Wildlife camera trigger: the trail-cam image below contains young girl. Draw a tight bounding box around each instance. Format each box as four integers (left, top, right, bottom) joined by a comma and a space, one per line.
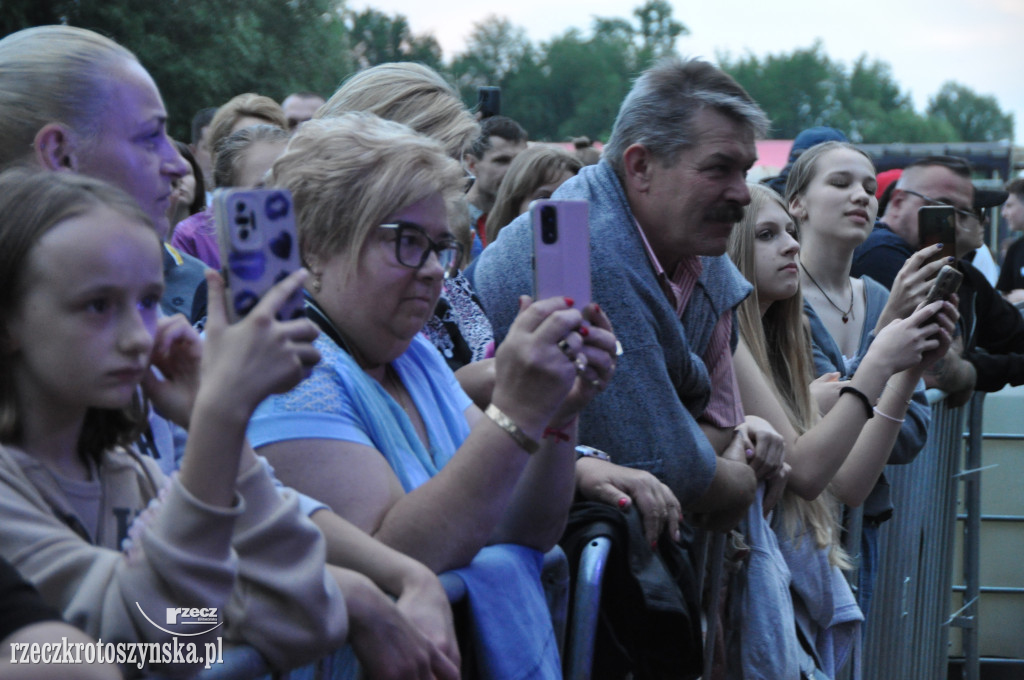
727, 183, 956, 678
0, 168, 347, 674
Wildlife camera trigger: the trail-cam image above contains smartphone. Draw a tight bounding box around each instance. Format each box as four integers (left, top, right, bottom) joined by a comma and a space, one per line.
477, 86, 501, 119
924, 264, 963, 305
918, 205, 956, 264
531, 199, 591, 312
214, 187, 305, 322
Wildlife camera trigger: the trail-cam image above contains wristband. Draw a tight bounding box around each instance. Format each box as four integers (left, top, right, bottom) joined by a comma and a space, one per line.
840, 385, 875, 419
544, 416, 578, 443
873, 407, 905, 424
484, 404, 539, 454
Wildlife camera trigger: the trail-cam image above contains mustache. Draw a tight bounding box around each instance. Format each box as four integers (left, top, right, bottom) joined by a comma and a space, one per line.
705, 202, 745, 223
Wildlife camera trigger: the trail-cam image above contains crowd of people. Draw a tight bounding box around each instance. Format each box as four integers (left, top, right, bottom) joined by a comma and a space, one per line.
0, 21, 1020, 680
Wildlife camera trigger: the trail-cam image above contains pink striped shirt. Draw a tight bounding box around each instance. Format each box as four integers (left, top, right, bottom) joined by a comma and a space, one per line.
634, 222, 745, 428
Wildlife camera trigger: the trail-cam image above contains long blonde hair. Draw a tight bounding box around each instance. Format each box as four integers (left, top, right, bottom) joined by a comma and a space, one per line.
729, 183, 849, 567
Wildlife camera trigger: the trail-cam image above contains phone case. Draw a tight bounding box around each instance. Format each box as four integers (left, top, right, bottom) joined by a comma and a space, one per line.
214, 188, 305, 322
918, 205, 956, 264
531, 199, 591, 311
924, 264, 963, 304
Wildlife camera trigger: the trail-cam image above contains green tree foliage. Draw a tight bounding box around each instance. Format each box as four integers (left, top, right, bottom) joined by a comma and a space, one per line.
348, 8, 442, 71
928, 82, 1015, 142
450, 3, 688, 141
52, 0, 357, 140
717, 42, 978, 143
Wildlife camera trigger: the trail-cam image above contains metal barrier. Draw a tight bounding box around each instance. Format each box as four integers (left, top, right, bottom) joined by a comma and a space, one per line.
861, 391, 966, 680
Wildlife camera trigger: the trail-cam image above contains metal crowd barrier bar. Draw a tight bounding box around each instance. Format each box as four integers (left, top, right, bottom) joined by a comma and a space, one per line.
862, 392, 966, 680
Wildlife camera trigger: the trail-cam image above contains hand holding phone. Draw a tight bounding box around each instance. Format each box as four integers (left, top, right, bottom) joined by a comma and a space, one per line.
214, 187, 305, 322
531, 199, 591, 312
477, 86, 501, 119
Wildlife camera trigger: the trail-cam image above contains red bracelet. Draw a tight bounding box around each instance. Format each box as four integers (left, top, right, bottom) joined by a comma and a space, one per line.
543, 416, 577, 442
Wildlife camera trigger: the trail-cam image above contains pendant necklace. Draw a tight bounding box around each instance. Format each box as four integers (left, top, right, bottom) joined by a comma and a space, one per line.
800, 262, 854, 323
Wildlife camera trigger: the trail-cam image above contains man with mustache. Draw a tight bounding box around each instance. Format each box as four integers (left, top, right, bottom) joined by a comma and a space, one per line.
474, 56, 773, 539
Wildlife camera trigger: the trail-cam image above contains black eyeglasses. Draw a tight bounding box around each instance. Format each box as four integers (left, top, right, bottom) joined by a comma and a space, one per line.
901, 189, 976, 223
379, 221, 463, 276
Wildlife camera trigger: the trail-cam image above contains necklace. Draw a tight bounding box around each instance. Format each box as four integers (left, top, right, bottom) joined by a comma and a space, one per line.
800, 261, 854, 323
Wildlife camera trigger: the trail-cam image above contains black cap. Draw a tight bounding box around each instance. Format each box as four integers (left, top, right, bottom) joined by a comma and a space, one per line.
975, 186, 1008, 210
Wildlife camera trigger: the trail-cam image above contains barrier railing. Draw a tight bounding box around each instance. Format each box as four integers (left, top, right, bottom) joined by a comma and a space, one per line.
861, 391, 966, 680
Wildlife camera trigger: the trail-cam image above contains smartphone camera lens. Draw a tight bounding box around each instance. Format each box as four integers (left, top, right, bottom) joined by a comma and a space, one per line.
540, 205, 558, 244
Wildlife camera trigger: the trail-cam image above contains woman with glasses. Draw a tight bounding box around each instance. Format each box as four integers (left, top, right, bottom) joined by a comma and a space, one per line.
247, 113, 618, 679
784, 141, 958, 619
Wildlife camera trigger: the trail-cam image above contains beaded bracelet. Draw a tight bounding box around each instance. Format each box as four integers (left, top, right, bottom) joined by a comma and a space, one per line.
840, 385, 875, 419
484, 404, 539, 454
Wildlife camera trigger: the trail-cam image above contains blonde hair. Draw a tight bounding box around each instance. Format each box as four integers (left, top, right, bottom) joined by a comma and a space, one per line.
270, 113, 465, 271
207, 93, 287, 171
728, 183, 849, 568
485, 145, 582, 244
0, 26, 137, 170
0, 168, 156, 461
319, 63, 479, 159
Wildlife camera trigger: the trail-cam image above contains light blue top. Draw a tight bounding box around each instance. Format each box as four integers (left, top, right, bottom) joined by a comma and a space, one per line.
248, 332, 560, 680
249, 333, 472, 491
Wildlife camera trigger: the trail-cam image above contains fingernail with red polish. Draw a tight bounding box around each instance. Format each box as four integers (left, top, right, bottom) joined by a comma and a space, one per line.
579, 325, 589, 337
594, 303, 602, 313
618, 497, 629, 509
564, 297, 574, 307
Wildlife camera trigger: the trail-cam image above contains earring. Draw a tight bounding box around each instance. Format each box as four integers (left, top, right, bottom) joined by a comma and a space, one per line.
312, 273, 322, 294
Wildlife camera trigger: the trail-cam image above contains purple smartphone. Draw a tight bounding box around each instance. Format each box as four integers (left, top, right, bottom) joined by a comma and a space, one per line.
531, 199, 591, 312
214, 187, 305, 322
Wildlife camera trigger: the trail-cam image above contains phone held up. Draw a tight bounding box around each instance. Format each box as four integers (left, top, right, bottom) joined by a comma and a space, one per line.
531, 199, 591, 315
214, 187, 305, 322
477, 86, 501, 119
924, 264, 963, 305
918, 205, 956, 264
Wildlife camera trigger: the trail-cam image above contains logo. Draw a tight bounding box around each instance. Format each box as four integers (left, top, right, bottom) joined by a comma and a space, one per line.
136, 603, 223, 636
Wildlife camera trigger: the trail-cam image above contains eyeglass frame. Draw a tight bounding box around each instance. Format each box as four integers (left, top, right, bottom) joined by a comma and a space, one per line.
378, 221, 463, 276
900, 188, 977, 223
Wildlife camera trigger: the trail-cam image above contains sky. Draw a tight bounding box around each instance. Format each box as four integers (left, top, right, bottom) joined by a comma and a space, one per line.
352, 0, 1024, 143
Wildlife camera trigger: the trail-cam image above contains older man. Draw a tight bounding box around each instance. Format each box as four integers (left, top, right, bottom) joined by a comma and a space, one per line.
474, 57, 770, 537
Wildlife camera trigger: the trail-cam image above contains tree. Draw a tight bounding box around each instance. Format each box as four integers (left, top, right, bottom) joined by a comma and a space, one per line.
718, 42, 965, 143
347, 8, 442, 71
632, 0, 687, 65
928, 82, 1014, 142
2, 0, 355, 140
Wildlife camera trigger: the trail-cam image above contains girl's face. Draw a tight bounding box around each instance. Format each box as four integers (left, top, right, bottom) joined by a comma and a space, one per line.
790, 148, 878, 243
6, 206, 164, 418
753, 200, 800, 313
169, 167, 196, 213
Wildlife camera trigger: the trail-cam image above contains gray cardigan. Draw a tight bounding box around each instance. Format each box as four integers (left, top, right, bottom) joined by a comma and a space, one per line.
472, 160, 751, 506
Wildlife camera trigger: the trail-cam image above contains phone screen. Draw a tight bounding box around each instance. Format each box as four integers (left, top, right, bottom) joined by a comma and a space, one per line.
918, 205, 956, 264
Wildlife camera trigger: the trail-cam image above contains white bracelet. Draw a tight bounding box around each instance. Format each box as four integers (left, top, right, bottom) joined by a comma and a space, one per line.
873, 406, 905, 424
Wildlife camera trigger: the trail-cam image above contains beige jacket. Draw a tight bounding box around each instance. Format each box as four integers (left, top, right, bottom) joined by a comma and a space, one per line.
0, 444, 347, 674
